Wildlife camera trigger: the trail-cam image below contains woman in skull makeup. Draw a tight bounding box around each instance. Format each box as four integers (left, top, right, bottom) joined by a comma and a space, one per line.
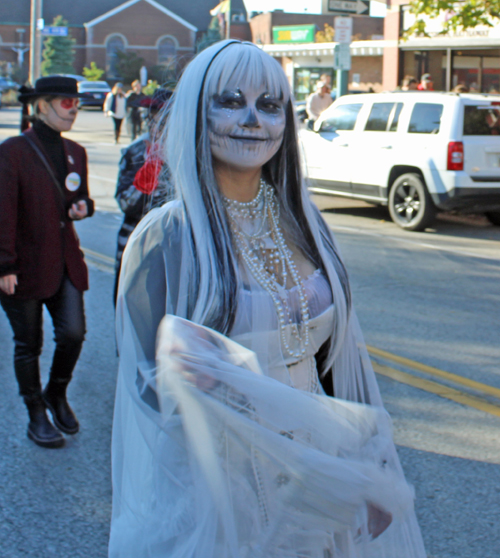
109, 41, 426, 558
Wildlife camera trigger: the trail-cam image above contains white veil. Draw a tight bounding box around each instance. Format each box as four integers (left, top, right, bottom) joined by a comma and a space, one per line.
109, 41, 426, 558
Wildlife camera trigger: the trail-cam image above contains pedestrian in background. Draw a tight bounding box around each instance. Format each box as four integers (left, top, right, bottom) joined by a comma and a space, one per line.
0, 76, 94, 449
401, 75, 418, 90
126, 80, 145, 141
113, 88, 173, 304
452, 84, 469, 93
306, 80, 333, 126
104, 82, 126, 143
417, 74, 434, 91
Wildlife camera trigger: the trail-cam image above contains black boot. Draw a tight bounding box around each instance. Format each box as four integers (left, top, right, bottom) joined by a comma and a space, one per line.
43, 380, 79, 435
24, 395, 65, 449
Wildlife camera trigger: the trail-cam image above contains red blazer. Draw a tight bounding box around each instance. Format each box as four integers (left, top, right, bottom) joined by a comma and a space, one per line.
0, 128, 94, 299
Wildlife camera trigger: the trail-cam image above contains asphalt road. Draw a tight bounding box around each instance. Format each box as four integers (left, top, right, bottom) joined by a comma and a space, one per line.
1, 106, 500, 558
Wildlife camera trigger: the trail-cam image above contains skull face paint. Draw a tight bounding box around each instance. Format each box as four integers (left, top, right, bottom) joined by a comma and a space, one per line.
207, 84, 286, 171
40, 96, 79, 132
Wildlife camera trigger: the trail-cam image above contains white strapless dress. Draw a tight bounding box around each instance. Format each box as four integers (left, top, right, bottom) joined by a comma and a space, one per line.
232, 269, 334, 393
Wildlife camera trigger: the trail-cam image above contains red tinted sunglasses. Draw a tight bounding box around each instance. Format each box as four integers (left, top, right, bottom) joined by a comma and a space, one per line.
60, 98, 79, 109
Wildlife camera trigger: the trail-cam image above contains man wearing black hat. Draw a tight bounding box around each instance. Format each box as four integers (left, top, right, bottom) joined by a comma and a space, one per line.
0, 76, 94, 448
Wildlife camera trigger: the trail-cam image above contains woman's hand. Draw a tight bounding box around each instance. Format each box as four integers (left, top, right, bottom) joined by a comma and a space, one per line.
0, 274, 18, 295
367, 502, 392, 539
68, 200, 88, 220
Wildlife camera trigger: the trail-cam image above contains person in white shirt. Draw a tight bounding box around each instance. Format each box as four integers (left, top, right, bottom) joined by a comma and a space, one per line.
306, 80, 333, 122
104, 82, 127, 144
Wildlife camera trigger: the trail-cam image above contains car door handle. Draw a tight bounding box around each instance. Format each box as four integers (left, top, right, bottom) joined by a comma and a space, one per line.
338, 143, 349, 147
381, 145, 393, 149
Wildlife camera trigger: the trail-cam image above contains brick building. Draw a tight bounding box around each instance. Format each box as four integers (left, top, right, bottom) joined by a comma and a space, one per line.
249, 11, 385, 99
0, 0, 249, 83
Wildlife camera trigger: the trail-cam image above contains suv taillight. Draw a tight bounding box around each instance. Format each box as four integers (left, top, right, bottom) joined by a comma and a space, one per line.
447, 141, 464, 171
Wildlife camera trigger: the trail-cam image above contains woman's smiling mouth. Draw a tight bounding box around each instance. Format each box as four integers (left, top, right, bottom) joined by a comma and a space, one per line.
229, 135, 267, 142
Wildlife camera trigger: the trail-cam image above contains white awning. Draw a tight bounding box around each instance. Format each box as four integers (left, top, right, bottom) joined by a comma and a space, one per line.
261, 40, 389, 58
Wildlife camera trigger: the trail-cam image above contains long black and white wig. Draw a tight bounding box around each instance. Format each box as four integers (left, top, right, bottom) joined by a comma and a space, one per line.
161, 40, 352, 374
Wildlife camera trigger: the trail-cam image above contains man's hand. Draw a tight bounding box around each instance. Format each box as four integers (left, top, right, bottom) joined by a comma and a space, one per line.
0, 274, 18, 295
68, 200, 88, 220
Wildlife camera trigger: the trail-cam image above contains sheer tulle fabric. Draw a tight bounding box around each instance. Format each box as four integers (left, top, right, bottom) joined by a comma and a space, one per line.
109, 202, 426, 557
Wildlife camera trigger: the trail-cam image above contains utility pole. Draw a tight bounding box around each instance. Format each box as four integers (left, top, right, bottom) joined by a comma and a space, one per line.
29, 0, 43, 84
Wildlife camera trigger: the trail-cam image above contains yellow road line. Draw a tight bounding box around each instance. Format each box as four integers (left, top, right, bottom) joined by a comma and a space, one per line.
82, 247, 115, 265
367, 344, 500, 400
373, 362, 500, 418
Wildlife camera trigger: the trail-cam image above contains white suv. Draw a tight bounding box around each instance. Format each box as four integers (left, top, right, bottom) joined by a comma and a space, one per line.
299, 91, 500, 230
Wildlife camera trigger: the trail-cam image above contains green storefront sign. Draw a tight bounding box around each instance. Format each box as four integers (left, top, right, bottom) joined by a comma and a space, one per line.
272, 25, 316, 44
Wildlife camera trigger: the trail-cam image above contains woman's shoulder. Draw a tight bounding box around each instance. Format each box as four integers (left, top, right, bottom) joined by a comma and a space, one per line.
131, 200, 185, 245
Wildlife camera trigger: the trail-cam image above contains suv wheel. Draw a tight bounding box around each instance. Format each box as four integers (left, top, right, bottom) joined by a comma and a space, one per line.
485, 212, 500, 226
389, 173, 436, 231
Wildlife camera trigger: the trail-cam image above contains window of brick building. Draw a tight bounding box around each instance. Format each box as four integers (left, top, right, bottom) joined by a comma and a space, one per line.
106, 35, 126, 78
158, 37, 177, 65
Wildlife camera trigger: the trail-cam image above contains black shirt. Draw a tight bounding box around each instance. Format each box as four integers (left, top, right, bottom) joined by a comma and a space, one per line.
32, 119, 68, 188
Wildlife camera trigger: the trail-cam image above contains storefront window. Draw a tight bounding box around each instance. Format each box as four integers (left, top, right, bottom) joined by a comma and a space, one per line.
446, 54, 500, 93
294, 67, 334, 101
483, 58, 500, 94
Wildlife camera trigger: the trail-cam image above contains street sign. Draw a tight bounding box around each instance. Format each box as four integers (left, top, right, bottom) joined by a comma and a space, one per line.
328, 0, 369, 15
334, 17, 353, 44
36, 18, 45, 30
41, 26, 68, 37
334, 43, 351, 71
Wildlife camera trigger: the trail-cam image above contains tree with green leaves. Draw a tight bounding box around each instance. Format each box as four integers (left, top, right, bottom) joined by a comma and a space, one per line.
407, 0, 500, 36
82, 62, 104, 81
196, 16, 222, 53
41, 16, 75, 76
114, 51, 145, 84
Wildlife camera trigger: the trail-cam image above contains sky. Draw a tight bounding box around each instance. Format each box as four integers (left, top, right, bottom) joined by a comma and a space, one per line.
242, 0, 323, 14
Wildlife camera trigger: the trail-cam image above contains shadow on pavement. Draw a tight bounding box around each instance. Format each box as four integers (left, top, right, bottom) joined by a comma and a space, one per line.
321, 202, 500, 242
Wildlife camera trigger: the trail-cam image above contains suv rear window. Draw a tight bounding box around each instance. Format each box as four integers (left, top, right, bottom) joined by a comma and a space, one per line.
365, 102, 403, 132
463, 106, 500, 135
319, 104, 362, 132
408, 103, 443, 134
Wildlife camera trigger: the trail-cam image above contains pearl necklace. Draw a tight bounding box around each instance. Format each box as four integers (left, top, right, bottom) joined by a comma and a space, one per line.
223, 181, 310, 359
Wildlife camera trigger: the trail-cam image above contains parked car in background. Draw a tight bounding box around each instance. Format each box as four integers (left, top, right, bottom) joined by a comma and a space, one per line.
78, 80, 111, 109
0, 77, 20, 109
300, 91, 500, 230
61, 74, 85, 82
0, 77, 20, 92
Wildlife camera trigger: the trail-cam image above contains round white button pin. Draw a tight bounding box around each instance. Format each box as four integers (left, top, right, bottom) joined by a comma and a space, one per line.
65, 172, 81, 191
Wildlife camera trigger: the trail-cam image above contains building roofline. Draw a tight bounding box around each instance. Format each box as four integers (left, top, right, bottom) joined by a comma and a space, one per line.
84, 0, 198, 31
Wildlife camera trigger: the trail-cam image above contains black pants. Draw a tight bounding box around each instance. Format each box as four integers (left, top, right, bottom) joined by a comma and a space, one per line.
0, 276, 86, 398
129, 113, 142, 141
112, 117, 123, 141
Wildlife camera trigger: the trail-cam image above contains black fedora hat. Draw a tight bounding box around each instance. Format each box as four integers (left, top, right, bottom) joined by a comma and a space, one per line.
18, 75, 86, 103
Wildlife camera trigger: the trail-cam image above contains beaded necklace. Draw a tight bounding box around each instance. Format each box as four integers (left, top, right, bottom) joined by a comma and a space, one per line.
223, 180, 310, 359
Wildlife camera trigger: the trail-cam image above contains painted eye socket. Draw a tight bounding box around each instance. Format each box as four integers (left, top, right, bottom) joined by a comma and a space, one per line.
257, 95, 282, 114
60, 98, 78, 109
213, 91, 245, 109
